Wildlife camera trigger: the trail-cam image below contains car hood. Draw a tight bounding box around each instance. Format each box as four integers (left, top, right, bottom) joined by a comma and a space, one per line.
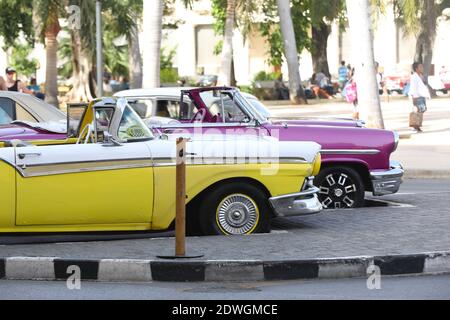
0, 123, 66, 140
270, 118, 363, 128
0, 124, 36, 138
263, 122, 396, 156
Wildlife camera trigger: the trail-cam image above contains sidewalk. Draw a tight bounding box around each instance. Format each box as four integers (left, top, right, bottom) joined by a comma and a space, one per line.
266, 96, 450, 178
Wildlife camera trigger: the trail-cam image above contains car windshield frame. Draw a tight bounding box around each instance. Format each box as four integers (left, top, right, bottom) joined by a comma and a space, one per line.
115, 104, 154, 143
188, 88, 269, 125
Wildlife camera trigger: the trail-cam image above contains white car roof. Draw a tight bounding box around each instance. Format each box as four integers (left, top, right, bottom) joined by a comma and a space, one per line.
115, 88, 196, 98
115, 88, 258, 100
0, 91, 66, 122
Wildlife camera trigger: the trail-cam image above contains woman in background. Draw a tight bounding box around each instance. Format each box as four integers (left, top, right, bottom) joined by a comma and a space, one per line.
409, 62, 430, 133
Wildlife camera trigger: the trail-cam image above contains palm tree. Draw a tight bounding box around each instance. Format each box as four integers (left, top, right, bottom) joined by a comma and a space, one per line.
33, 0, 62, 107
276, 0, 307, 104
66, 0, 96, 102
142, 0, 164, 88
217, 0, 236, 86
346, 0, 384, 129
105, 0, 143, 89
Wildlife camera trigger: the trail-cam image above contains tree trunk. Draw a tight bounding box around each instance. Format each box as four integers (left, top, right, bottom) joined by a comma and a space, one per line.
276, 0, 307, 104
142, 0, 163, 88
346, 0, 384, 129
69, 30, 94, 102
129, 13, 143, 89
44, 10, 61, 108
414, 0, 437, 81
312, 22, 332, 77
217, 0, 235, 86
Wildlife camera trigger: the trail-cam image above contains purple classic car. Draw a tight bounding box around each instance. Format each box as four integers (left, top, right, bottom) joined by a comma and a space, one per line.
116, 87, 404, 209
0, 91, 66, 141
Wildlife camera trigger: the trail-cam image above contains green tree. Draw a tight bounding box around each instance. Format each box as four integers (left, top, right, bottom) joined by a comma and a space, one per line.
394, 0, 450, 80
258, 0, 311, 71
309, 0, 346, 77
10, 43, 39, 78
0, 0, 34, 48
104, 0, 143, 89
33, 0, 64, 107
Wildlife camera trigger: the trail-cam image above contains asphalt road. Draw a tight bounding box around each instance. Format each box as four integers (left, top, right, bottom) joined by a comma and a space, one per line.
0, 274, 449, 300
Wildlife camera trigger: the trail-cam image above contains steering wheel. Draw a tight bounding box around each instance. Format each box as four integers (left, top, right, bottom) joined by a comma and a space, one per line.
76, 124, 95, 144
190, 109, 206, 123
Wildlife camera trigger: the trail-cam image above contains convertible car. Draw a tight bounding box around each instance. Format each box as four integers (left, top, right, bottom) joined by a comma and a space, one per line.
115, 87, 404, 209
0, 91, 66, 141
0, 98, 322, 235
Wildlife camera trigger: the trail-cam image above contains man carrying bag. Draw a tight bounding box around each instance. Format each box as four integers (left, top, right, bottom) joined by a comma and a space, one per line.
409, 62, 430, 133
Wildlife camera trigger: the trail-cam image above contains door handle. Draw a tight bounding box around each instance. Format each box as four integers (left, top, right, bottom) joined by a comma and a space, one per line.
18, 152, 42, 160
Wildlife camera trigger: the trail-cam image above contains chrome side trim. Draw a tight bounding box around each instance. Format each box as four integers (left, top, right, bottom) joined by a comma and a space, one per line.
0, 157, 16, 169
18, 158, 153, 178
152, 156, 308, 167
321, 149, 381, 155
12, 155, 310, 177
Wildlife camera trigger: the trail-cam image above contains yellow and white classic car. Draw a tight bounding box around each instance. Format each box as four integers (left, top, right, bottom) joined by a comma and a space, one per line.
0, 98, 322, 236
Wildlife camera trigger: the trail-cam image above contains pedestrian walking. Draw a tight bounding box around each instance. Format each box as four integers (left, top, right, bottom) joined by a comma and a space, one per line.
4, 67, 32, 94
338, 61, 348, 91
344, 68, 359, 120
375, 62, 385, 95
409, 62, 430, 133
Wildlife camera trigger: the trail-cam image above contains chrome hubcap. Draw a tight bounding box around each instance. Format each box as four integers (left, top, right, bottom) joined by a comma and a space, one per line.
217, 194, 259, 235
318, 173, 357, 209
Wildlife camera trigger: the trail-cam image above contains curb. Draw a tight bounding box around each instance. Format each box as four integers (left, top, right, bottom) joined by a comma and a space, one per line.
1, 251, 449, 283
404, 170, 450, 179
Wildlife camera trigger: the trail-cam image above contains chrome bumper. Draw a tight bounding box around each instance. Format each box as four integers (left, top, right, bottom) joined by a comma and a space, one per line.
269, 186, 323, 217
370, 161, 404, 196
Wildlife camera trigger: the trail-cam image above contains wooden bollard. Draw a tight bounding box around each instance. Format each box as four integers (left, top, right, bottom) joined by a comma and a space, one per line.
157, 137, 202, 260
175, 137, 187, 257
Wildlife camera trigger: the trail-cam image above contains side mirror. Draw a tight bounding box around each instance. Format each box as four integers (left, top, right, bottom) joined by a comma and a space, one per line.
103, 131, 122, 147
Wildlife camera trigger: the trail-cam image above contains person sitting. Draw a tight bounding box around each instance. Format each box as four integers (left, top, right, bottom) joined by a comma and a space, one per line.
27, 76, 45, 100
274, 75, 290, 100
310, 73, 333, 100
4, 67, 32, 94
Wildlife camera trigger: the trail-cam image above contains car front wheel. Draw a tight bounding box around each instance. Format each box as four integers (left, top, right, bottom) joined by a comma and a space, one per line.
315, 166, 365, 209
198, 183, 271, 236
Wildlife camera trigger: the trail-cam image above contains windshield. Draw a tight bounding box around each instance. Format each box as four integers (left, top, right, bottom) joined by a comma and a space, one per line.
118, 105, 153, 142
244, 96, 272, 120
199, 90, 254, 123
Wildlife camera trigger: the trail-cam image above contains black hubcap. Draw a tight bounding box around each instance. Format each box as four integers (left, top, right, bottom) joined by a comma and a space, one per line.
318, 172, 357, 209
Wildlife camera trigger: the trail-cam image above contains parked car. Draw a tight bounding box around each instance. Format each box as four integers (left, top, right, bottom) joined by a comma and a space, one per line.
384, 73, 410, 95
0, 91, 66, 141
116, 87, 404, 210
0, 98, 323, 235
